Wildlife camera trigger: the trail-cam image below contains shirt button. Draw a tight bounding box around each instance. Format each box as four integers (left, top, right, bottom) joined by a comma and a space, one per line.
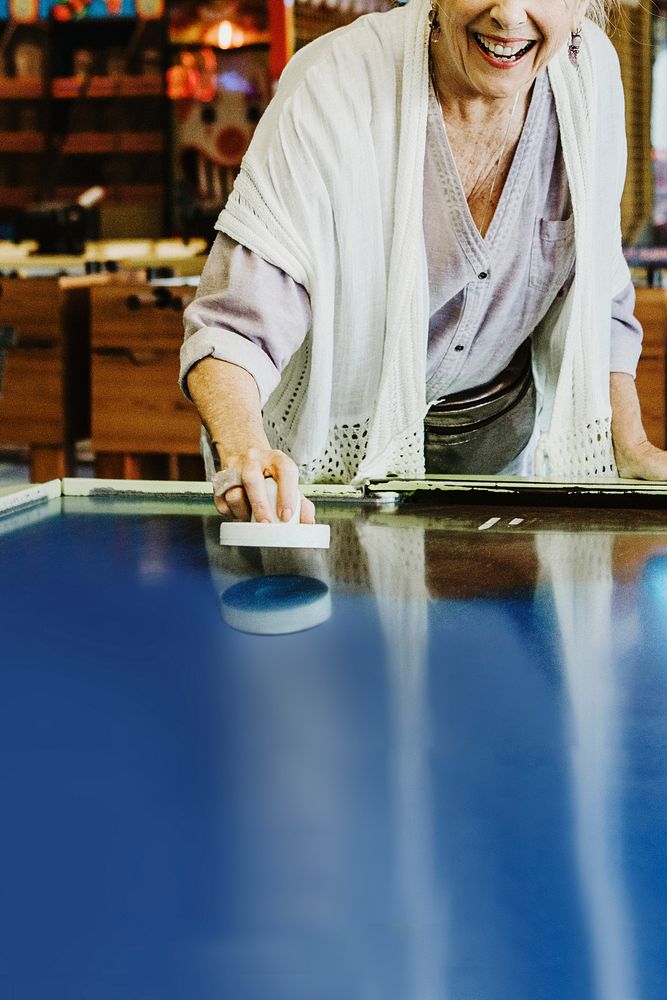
478, 271, 488, 280
454, 344, 464, 352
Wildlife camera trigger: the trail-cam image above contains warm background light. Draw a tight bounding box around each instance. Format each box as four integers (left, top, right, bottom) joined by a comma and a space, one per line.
216, 19, 233, 48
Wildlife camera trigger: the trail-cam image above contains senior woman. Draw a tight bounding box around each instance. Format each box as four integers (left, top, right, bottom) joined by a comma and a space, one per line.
181, 0, 665, 524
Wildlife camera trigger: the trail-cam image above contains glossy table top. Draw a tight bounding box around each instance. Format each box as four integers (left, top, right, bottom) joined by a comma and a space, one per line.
1, 483, 667, 999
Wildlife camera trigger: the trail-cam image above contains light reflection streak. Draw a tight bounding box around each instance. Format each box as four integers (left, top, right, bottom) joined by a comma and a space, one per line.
358, 521, 446, 1000
536, 532, 637, 1000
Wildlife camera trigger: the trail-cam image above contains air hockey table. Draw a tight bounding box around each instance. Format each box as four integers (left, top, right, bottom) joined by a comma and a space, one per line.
3, 474, 667, 1000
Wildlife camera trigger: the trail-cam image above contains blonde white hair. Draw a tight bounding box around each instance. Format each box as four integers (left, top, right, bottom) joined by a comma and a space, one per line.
585, 0, 621, 29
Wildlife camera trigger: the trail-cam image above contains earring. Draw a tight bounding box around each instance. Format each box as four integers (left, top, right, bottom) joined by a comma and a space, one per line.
568, 24, 582, 66
428, 2, 441, 41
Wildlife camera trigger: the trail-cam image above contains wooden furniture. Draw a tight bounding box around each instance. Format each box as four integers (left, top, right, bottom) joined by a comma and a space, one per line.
0, 17, 167, 235
0, 260, 204, 482
0, 12, 283, 239
90, 281, 204, 480
0, 273, 90, 481
634, 287, 667, 450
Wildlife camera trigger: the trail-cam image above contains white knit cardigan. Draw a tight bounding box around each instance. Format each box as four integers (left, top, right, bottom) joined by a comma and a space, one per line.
217, 0, 631, 483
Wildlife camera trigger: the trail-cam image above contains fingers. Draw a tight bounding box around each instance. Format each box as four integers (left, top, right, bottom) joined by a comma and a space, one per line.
215, 449, 305, 523
217, 480, 317, 524
243, 471, 278, 523
300, 494, 316, 524
268, 455, 300, 522
222, 485, 252, 521
213, 493, 231, 517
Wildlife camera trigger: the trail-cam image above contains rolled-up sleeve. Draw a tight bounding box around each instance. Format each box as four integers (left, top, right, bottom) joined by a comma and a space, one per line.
609, 279, 643, 378
180, 232, 311, 405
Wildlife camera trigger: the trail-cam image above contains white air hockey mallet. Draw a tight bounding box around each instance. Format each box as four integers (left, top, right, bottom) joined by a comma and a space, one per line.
215, 474, 330, 549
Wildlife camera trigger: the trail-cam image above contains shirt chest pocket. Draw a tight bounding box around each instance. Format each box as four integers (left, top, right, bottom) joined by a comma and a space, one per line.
528, 216, 576, 296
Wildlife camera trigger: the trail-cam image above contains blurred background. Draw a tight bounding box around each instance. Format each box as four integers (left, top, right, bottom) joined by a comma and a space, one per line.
0, 0, 394, 242
0, 0, 665, 485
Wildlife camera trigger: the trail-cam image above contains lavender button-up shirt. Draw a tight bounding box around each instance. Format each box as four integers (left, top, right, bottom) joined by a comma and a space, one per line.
181, 70, 642, 406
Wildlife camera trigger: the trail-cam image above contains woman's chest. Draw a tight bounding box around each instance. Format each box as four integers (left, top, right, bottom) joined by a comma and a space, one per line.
422, 119, 575, 315
446, 129, 523, 237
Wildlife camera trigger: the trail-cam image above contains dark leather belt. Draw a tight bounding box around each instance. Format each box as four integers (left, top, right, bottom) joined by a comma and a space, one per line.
424, 339, 535, 475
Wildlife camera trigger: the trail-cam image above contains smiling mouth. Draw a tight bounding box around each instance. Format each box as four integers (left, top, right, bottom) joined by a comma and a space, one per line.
473, 32, 538, 63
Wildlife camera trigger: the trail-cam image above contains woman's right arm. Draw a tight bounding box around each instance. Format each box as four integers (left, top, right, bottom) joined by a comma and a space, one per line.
186, 357, 315, 524
181, 234, 314, 522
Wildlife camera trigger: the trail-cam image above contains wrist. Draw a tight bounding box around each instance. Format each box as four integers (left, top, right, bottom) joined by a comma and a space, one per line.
610, 372, 648, 451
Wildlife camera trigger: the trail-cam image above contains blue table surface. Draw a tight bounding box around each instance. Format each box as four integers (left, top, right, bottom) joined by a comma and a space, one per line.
1, 494, 667, 1000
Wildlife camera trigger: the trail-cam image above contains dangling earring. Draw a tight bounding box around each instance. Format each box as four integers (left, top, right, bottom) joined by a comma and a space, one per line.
429, 2, 441, 42
568, 24, 582, 66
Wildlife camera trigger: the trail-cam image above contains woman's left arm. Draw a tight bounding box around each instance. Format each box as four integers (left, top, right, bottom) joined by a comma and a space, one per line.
611, 372, 667, 479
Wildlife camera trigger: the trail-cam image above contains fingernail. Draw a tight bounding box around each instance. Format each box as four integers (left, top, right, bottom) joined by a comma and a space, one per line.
281, 507, 292, 522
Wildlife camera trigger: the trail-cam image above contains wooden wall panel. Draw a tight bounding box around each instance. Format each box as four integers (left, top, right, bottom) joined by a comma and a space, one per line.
609, 4, 654, 242
634, 288, 667, 449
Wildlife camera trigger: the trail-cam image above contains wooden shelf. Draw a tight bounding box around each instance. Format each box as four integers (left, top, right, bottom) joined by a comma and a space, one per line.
52, 75, 164, 99
117, 132, 163, 153
0, 19, 182, 235
60, 132, 113, 154
0, 186, 39, 207
0, 78, 44, 99
60, 131, 164, 154
0, 132, 45, 153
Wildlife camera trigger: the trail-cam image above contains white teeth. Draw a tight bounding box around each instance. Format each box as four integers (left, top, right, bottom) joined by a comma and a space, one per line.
476, 33, 532, 60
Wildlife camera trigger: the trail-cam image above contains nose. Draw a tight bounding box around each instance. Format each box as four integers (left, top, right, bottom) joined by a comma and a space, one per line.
488, 1, 530, 31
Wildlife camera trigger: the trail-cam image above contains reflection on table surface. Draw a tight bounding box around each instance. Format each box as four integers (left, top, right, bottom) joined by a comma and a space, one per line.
1, 494, 667, 999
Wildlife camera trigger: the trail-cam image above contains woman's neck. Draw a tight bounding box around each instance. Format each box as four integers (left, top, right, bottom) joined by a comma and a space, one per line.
429, 38, 532, 131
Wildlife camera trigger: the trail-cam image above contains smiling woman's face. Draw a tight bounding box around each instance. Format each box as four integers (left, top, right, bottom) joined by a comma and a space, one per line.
434, 0, 590, 102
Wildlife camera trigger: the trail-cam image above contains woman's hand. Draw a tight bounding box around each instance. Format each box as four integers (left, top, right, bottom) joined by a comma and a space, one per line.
186, 358, 316, 523
213, 447, 316, 524
610, 372, 667, 480
613, 439, 667, 480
